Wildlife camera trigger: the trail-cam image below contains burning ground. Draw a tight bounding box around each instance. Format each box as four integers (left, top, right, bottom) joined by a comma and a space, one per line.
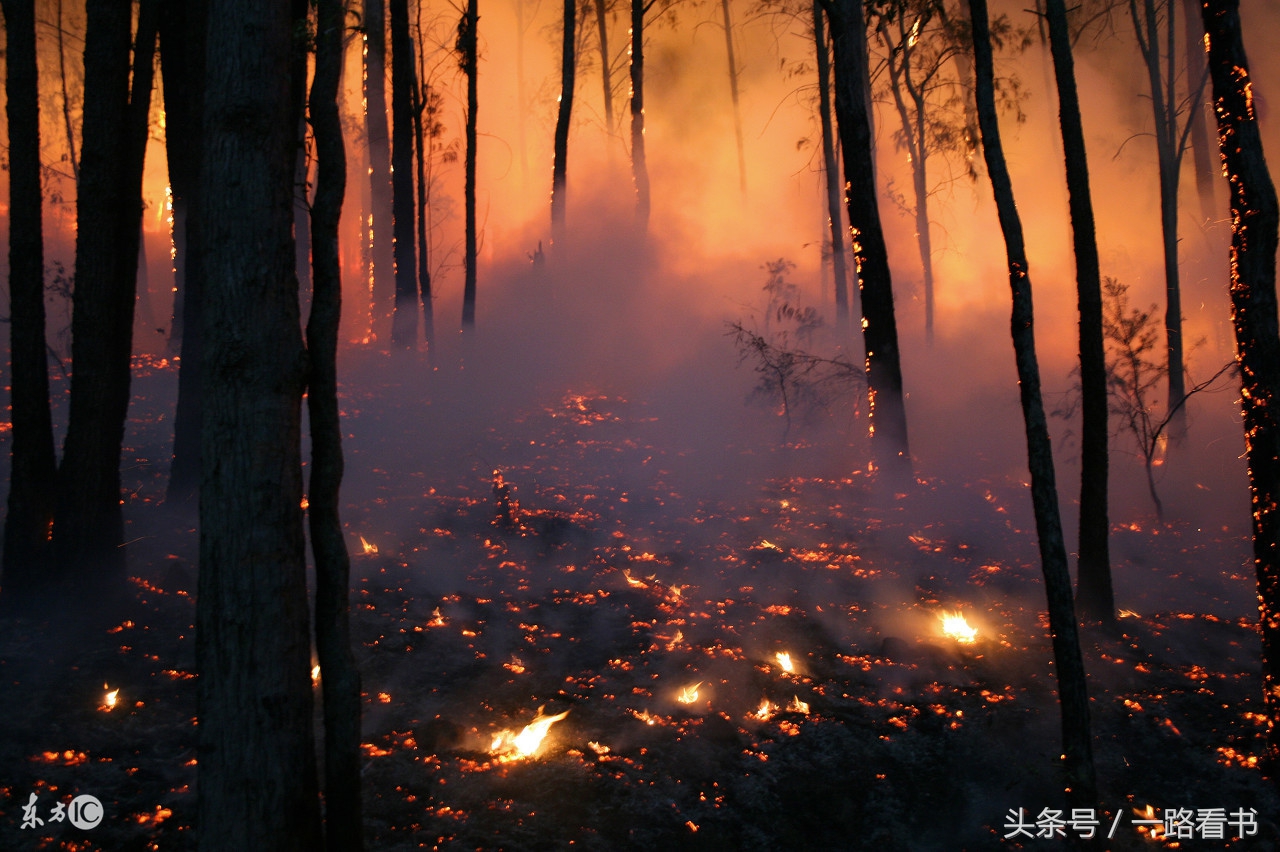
0, 358, 1278, 850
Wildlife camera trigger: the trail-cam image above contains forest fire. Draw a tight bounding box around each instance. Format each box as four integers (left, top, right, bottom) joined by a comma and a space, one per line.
939, 611, 978, 644
489, 707, 571, 760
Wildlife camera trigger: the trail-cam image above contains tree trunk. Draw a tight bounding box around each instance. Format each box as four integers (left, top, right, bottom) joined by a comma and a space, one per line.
161, 0, 207, 504
721, 0, 746, 195
813, 0, 850, 330
391, 0, 419, 348
1200, 0, 1280, 770
411, 14, 435, 354
366, 0, 395, 343
596, 0, 614, 135
197, 0, 321, 845
822, 0, 911, 475
309, 0, 364, 844
55, 0, 158, 591
970, 0, 1098, 806
0, 0, 57, 601
1045, 0, 1113, 624
552, 0, 577, 239
461, 0, 479, 329
629, 0, 651, 229
1182, 0, 1216, 225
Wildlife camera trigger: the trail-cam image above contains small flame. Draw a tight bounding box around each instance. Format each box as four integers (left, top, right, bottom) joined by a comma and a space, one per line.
102, 685, 119, 711
787, 695, 810, 714
939, 611, 977, 644
359, 536, 378, 555
775, 651, 795, 673
754, 698, 775, 720
311, 664, 321, 686
622, 569, 648, 589
677, 682, 702, 704
491, 706, 570, 759
428, 607, 446, 627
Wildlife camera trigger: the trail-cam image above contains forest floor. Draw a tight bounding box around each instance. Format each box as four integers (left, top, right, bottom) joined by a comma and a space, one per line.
0, 354, 1277, 851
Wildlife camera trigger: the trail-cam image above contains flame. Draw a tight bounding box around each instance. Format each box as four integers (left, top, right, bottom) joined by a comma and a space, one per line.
775, 651, 795, 673
102, 685, 119, 711
622, 569, 648, 588
677, 682, 703, 704
754, 698, 775, 720
311, 664, 321, 686
428, 607, 446, 627
787, 695, 810, 714
359, 536, 379, 555
490, 706, 571, 759
939, 611, 977, 644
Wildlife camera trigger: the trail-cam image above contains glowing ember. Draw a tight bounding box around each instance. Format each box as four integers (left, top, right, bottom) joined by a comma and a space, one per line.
939, 611, 977, 644
101, 685, 119, 711
428, 607, 446, 627
360, 536, 379, 555
775, 651, 795, 673
622, 569, 649, 589
676, 682, 703, 704
490, 707, 570, 759
787, 695, 810, 714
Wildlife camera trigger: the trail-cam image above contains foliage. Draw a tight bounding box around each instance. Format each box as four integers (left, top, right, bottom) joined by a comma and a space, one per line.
728, 259, 863, 435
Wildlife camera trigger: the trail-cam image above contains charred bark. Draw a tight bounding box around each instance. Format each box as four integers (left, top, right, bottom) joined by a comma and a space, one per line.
596, 0, 614, 134
552, 0, 577, 238
822, 0, 911, 475
461, 0, 479, 329
629, 0, 651, 229
411, 10, 435, 353
309, 0, 364, 843
197, 0, 320, 845
55, 0, 158, 590
1044, 0, 1113, 625
970, 0, 1097, 806
1200, 0, 1280, 770
161, 0, 207, 503
391, 0, 420, 348
0, 0, 57, 599
366, 0, 395, 343
813, 0, 850, 329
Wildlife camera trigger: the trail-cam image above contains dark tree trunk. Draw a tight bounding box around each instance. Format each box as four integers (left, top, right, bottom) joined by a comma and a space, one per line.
411, 16, 435, 353
461, 0, 479, 329
1182, 0, 1216, 224
551, 0, 577, 239
1045, 0, 1113, 624
813, 0, 850, 330
55, 0, 158, 590
970, 0, 1097, 806
391, 0, 419, 348
0, 0, 57, 600
309, 0, 364, 844
822, 0, 911, 475
596, 0, 614, 134
161, 0, 207, 504
366, 0, 395, 343
629, 0, 651, 228
1200, 0, 1280, 769
197, 0, 320, 845
721, 0, 746, 195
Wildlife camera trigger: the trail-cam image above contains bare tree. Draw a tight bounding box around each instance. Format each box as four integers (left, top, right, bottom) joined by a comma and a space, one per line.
391, 0, 421, 348
459, 0, 479, 329
970, 0, 1097, 807
552, 0, 579, 238
813, 0, 850, 329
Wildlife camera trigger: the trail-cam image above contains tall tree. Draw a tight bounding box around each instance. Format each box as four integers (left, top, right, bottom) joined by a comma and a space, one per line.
822, 0, 912, 474
1181, 0, 1216, 225
629, 0, 651, 228
309, 0, 364, 844
813, 0, 850, 329
1128, 0, 1207, 436
971, 0, 1097, 805
0, 0, 57, 599
197, 0, 321, 845
1044, 0, 1113, 624
366, 0, 395, 342
412, 2, 437, 352
720, 0, 746, 195
54, 0, 159, 589
1200, 0, 1280, 768
595, 0, 615, 135
161, 0, 208, 503
391, 0, 420, 348
551, 0, 578, 239
460, 0, 479, 328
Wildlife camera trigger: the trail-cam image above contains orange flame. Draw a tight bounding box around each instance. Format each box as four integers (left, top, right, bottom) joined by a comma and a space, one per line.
677, 682, 703, 704
939, 611, 977, 644
490, 707, 571, 759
